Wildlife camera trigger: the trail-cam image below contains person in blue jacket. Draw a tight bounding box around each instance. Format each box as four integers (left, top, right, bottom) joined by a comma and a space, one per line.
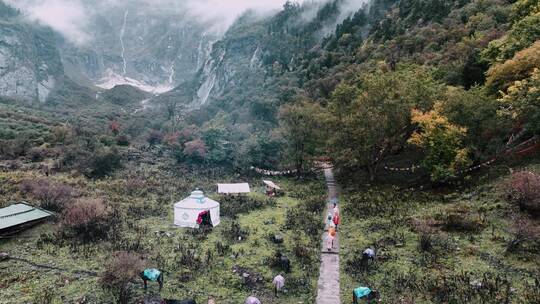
140, 268, 164, 291
353, 286, 380, 303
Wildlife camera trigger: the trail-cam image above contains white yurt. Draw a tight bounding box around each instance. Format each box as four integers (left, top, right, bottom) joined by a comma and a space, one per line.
174, 189, 220, 228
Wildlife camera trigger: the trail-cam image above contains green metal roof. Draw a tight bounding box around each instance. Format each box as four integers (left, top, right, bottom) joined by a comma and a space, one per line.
0, 203, 54, 231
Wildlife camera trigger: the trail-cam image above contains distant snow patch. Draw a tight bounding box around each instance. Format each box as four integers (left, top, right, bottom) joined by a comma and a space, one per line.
96, 69, 173, 94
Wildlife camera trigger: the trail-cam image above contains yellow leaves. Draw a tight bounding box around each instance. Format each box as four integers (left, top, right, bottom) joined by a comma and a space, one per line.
409, 103, 471, 182
409, 103, 467, 148
486, 41, 540, 92
452, 148, 472, 170
498, 68, 540, 131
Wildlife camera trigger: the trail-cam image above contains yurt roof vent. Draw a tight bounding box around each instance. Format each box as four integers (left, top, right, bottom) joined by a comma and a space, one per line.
190, 189, 205, 203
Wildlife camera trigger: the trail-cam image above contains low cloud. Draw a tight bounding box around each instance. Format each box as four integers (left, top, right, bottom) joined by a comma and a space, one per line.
5, 0, 369, 44
183, 0, 306, 33
5, 0, 90, 45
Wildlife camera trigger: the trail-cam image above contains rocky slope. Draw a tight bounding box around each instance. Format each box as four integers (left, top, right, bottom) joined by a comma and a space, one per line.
0, 2, 64, 103
59, 2, 216, 94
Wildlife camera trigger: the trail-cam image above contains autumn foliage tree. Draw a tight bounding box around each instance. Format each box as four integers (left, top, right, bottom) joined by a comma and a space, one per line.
109, 121, 120, 136
499, 68, 540, 135
326, 67, 442, 181
183, 139, 207, 163
486, 41, 540, 92
409, 104, 471, 183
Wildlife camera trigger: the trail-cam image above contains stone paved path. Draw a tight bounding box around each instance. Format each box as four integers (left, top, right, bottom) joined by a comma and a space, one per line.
316, 167, 340, 304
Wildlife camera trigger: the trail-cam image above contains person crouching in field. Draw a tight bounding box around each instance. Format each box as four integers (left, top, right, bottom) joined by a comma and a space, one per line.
353, 287, 380, 303
273, 273, 285, 297
140, 268, 164, 291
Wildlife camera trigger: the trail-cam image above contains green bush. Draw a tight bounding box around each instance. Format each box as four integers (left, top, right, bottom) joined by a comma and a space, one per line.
84, 148, 123, 179
219, 195, 274, 218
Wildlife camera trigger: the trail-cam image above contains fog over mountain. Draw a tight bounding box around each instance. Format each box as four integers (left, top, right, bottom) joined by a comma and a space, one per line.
6, 0, 317, 44
5, 0, 316, 93
2, 0, 369, 98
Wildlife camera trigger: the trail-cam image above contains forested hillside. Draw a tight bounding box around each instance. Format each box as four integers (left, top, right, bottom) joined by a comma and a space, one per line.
271, 0, 540, 185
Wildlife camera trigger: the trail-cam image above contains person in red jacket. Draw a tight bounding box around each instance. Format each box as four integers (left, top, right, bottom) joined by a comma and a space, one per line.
333, 212, 340, 231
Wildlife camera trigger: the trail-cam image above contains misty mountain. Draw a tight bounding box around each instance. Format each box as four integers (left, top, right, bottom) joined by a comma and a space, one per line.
0, 2, 64, 102
0, 0, 372, 106
157, 0, 374, 109
59, 3, 217, 94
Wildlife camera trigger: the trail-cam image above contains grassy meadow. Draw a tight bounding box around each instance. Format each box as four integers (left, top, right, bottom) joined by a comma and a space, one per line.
0, 162, 327, 304
339, 164, 540, 303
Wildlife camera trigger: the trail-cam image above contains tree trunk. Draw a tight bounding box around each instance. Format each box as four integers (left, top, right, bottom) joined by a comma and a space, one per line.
367, 164, 378, 182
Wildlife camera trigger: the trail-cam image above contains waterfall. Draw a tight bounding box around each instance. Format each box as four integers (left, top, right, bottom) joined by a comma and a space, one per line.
196, 33, 207, 70
168, 62, 175, 85
197, 49, 226, 105
250, 46, 261, 69
120, 10, 129, 75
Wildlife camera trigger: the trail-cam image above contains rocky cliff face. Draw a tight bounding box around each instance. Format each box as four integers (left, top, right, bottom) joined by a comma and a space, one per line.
0, 2, 64, 103
60, 4, 216, 94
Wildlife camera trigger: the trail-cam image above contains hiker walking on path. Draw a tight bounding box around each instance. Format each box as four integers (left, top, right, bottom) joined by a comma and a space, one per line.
328, 223, 336, 237
326, 231, 335, 251
332, 203, 340, 230
326, 212, 333, 228
273, 273, 285, 297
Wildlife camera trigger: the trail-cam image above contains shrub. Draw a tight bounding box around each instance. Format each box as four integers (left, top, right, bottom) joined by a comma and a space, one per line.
291, 232, 314, 266
20, 179, 74, 212
85, 148, 123, 178
411, 217, 455, 254
439, 205, 485, 233
506, 214, 539, 252
284, 204, 323, 242
146, 129, 163, 146
31, 284, 57, 304
27, 147, 47, 162
0, 136, 32, 159
100, 251, 144, 304
504, 171, 540, 216
183, 139, 207, 163
219, 195, 274, 218
115, 135, 130, 146
60, 198, 118, 243
523, 278, 540, 303
431, 272, 512, 303
418, 225, 435, 252
222, 220, 249, 242
302, 196, 326, 214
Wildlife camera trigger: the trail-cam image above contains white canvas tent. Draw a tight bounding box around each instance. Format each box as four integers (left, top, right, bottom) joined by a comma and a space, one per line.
263, 180, 281, 190
217, 183, 250, 194
174, 190, 220, 228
